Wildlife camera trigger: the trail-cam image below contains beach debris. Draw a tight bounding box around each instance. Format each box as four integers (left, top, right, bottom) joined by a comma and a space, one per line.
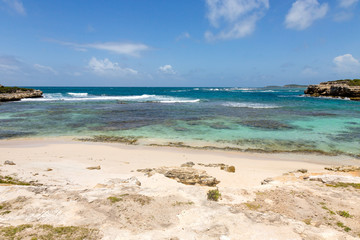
46, 168, 53, 172
308, 174, 360, 184
87, 165, 101, 170
77, 135, 138, 145
4, 160, 15, 165
324, 165, 360, 172
198, 163, 235, 173
181, 161, 195, 167
261, 177, 274, 185
137, 167, 220, 186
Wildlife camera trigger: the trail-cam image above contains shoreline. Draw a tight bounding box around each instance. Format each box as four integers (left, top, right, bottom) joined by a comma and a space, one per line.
1, 137, 360, 239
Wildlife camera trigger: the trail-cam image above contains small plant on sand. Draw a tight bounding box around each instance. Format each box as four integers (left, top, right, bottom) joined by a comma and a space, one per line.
107, 196, 123, 203
337, 210, 352, 218
303, 219, 312, 225
245, 202, 261, 210
207, 188, 221, 201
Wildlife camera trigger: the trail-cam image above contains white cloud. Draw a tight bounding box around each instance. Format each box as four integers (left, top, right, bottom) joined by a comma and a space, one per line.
338, 0, 358, 8
50, 40, 149, 57
205, 0, 269, 41
285, 0, 328, 30
34, 64, 57, 74
333, 54, 360, 74
87, 42, 149, 57
88, 57, 138, 76
302, 66, 318, 76
2, 0, 26, 15
176, 32, 191, 41
159, 65, 176, 74
0, 56, 21, 73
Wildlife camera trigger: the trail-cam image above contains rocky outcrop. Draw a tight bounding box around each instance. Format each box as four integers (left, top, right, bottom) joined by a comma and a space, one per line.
304, 80, 360, 100
0, 86, 43, 102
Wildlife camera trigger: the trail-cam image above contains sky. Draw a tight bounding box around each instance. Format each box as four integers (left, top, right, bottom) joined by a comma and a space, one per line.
0, 0, 359, 87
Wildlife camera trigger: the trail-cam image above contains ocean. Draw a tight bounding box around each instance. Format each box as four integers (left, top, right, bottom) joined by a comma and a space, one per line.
0, 87, 359, 157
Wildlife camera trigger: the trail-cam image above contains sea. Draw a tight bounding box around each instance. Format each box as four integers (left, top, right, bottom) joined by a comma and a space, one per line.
0, 86, 359, 157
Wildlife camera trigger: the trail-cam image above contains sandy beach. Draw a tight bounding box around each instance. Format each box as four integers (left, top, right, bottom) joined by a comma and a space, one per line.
0, 137, 359, 239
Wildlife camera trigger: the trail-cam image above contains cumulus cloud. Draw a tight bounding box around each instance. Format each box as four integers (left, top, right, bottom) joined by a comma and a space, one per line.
158, 65, 176, 74
338, 0, 358, 8
333, 54, 360, 74
285, 0, 328, 30
2, 0, 26, 15
205, 0, 269, 41
34, 64, 57, 74
50, 40, 149, 57
88, 57, 138, 76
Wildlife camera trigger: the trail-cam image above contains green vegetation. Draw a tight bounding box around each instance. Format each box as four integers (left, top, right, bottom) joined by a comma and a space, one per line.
0, 175, 30, 186
337, 210, 352, 218
321, 204, 335, 215
0, 224, 100, 240
330, 79, 360, 86
244, 202, 261, 210
207, 188, 221, 201
336, 221, 352, 232
325, 182, 360, 189
0, 86, 34, 93
172, 201, 194, 206
303, 219, 312, 225
107, 196, 123, 203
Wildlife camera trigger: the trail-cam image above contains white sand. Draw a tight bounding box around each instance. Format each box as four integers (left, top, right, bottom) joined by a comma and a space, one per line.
0, 138, 359, 239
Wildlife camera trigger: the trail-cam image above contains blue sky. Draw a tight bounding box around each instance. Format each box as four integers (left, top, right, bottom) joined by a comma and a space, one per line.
0, 0, 359, 87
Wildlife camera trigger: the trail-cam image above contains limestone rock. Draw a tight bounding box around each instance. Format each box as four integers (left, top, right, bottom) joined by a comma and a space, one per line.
181, 161, 195, 167
308, 174, 360, 184
304, 80, 360, 100
0, 89, 43, 102
4, 160, 16, 165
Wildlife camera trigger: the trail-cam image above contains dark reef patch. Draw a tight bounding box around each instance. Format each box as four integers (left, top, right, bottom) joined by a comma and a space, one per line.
240, 120, 294, 130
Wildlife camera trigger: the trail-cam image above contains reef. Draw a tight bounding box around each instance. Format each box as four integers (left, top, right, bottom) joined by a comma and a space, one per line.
304, 79, 360, 100
0, 85, 43, 102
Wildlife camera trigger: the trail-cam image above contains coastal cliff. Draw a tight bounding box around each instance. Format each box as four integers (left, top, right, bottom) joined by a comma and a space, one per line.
304, 79, 360, 100
0, 85, 43, 102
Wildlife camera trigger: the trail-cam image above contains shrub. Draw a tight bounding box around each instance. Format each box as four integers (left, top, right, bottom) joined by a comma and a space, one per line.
207, 188, 221, 201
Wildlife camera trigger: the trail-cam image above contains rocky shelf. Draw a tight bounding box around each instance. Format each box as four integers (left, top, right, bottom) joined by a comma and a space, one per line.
304, 79, 360, 101
0, 85, 43, 102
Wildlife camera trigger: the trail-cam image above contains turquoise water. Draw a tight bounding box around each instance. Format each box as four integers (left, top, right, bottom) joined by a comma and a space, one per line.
0, 87, 359, 156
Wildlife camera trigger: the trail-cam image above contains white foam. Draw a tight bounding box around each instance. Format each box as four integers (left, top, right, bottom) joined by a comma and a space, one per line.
21, 94, 200, 104
67, 92, 88, 97
222, 102, 280, 109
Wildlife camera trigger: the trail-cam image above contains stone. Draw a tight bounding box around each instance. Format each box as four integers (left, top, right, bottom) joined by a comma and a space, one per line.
0, 88, 43, 102
324, 165, 360, 172
86, 165, 101, 170
181, 161, 195, 167
4, 160, 16, 165
296, 169, 308, 173
304, 80, 360, 101
261, 177, 273, 185
225, 165, 235, 173
308, 174, 360, 184
139, 166, 220, 187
